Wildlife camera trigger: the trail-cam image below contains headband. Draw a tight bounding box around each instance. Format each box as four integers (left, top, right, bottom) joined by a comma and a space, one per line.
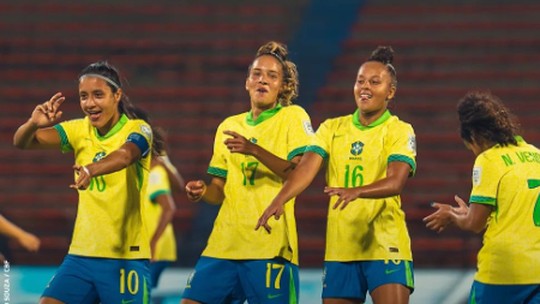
386, 63, 397, 76
80, 73, 120, 89
262, 51, 285, 63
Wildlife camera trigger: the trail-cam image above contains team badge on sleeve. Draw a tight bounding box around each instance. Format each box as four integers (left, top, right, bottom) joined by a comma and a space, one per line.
303, 120, 314, 135
472, 167, 482, 186
408, 134, 416, 153
140, 124, 152, 139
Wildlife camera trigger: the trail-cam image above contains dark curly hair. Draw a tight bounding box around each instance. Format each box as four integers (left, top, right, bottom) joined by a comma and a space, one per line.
457, 90, 520, 146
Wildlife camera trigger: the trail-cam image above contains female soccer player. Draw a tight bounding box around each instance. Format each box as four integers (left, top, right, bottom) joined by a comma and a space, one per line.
257, 46, 416, 304
13, 61, 153, 304
145, 121, 184, 289
424, 91, 540, 304
182, 41, 315, 304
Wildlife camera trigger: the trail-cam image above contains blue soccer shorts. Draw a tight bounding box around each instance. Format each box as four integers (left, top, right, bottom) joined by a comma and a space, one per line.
42, 254, 151, 304
182, 256, 299, 304
469, 280, 540, 304
322, 260, 414, 301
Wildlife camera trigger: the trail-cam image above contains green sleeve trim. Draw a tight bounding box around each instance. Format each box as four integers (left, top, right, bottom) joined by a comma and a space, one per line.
388, 154, 416, 176
53, 124, 73, 153
304, 145, 328, 160
149, 190, 170, 203
287, 146, 307, 161
470, 195, 496, 206
208, 167, 227, 178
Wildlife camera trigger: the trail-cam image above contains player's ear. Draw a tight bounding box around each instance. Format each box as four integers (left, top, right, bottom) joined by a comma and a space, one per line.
386, 84, 396, 101
114, 88, 123, 102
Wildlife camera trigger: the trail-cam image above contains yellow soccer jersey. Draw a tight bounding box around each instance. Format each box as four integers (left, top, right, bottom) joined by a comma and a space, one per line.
203, 104, 314, 265
306, 110, 416, 262
145, 164, 177, 261
54, 114, 152, 259
470, 138, 540, 284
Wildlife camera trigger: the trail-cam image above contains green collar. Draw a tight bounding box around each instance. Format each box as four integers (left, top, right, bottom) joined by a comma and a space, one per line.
95, 113, 129, 140
246, 104, 283, 126
352, 109, 391, 130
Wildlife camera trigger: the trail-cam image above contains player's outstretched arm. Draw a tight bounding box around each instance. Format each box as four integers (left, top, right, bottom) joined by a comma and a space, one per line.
70, 141, 142, 190
256, 152, 323, 233
0, 215, 40, 252
325, 161, 411, 210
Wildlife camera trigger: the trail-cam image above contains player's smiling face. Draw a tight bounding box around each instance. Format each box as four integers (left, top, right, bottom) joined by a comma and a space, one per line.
79, 76, 121, 135
353, 61, 395, 119
245, 55, 283, 113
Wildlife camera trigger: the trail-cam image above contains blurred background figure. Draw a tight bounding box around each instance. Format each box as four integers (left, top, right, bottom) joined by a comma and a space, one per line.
137, 108, 185, 289
0, 214, 40, 260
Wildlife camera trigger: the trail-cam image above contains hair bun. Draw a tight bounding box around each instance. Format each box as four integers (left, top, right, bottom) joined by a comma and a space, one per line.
369, 46, 394, 65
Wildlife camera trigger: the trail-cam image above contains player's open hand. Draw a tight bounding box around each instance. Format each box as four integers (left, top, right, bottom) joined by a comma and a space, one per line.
30, 92, 65, 127
256, 200, 285, 233
423, 195, 469, 233
324, 186, 361, 210
185, 180, 206, 202
223, 130, 255, 155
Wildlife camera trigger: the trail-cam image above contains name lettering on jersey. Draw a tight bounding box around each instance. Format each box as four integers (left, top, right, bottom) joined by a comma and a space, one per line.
501, 151, 540, 167
516, 151, 540, 164
501, 154, 514, 166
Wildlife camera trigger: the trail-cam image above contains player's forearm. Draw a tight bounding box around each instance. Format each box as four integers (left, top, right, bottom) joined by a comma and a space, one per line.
202, 183, 225, 205
453, 213, 485, 233
251, 145, 297, 180
0, 215, 28, 240
277, 153, 322, 204
152, 210, 174, 244
356, 162, 410, 198
13, 120, 40, 149
86, 145, 139, 177
356, 177, 405, 198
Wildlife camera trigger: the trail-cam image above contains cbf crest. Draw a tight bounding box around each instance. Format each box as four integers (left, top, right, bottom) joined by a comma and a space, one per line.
93, 151, 106, 163
350, 141, 364, 156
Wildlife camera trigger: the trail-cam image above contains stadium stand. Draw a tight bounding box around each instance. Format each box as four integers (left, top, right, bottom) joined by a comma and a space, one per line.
1, 1, 539, 273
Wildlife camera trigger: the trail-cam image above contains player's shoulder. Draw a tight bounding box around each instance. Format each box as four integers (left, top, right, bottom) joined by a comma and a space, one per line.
127, 117, 153, 137
218, 112, 247, 127
388, 114, 412, 126
387, 114, 415, 132
59, 117, 86, 127
281, 104, 308, 115
149, 164, 168, 180
320, 114, 353, 129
